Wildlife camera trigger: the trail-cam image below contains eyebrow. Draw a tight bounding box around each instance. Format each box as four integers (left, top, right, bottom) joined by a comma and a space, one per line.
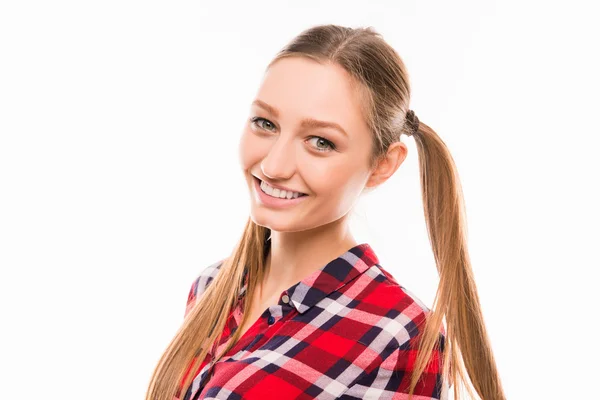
252, 99, 349, 138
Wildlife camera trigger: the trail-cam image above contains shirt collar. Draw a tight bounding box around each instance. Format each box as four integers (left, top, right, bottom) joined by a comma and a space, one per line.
237, 243, 379, 314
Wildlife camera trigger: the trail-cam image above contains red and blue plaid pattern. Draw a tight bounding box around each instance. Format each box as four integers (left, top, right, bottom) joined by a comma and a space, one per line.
180, 243, 447, 399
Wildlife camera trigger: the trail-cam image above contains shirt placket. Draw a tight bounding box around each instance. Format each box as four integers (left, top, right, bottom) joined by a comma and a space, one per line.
256, 290, 293, 331
196, 290, 295, 396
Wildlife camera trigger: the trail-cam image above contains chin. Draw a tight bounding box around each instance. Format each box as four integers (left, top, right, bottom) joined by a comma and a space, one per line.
249, 210, 309, 233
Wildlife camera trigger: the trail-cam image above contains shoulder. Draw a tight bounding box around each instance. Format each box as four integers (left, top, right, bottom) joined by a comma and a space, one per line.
188, 257, 227, 299
184, 257, 227, 317
350, 263, 444, 347
335, 264, 447, 397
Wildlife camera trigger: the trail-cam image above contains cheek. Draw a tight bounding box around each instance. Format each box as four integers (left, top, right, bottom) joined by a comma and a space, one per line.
303, 170, 364, 222
302, 161, 360, 198
238, 130, 265, 170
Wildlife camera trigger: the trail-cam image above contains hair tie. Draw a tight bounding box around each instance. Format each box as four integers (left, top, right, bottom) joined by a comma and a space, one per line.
405, 109, 420, 136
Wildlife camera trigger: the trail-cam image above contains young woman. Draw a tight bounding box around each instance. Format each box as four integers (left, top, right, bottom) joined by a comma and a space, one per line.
146, 24, 505, 400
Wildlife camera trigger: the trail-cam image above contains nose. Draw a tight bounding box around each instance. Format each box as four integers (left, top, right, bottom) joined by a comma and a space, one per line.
260, 134, 297, 180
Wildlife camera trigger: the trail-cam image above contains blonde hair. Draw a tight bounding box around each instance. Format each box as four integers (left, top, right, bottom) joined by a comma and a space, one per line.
145, 24, 506, 400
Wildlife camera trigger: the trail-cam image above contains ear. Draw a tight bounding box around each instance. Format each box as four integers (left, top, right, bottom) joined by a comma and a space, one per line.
365, 141, 408, 189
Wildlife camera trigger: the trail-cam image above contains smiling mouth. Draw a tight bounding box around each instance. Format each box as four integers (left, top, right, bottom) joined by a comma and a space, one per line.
254, 176, 308, 197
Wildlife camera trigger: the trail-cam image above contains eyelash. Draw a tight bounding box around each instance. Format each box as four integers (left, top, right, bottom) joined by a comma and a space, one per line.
249, 116, 337, 153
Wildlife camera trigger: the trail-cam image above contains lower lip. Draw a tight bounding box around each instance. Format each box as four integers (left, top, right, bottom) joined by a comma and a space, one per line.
253, 177, 308, 208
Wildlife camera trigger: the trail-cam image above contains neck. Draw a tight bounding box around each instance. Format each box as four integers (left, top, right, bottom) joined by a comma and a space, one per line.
261, 217, 357, 297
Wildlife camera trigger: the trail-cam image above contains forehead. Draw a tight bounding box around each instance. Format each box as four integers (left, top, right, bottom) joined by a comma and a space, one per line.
254, 57, 368, 134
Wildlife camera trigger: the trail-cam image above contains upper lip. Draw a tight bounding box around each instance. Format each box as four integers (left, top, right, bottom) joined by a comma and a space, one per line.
254, 176, 307, 194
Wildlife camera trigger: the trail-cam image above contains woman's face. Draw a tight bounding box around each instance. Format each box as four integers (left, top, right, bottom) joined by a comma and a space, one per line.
238, 56, 378, 233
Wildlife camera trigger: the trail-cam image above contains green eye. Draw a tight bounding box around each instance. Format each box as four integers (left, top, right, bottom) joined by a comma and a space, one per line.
307, 136, 336, 152
250, 117, 276, 131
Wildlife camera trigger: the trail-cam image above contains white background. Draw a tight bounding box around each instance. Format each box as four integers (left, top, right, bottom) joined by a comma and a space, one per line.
1, 1, 598, 399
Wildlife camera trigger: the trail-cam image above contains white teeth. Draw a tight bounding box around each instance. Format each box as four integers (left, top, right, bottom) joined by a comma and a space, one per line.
260, 180, 304, 199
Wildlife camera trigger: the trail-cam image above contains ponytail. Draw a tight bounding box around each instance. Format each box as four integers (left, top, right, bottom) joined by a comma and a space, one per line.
406, 120, 506, 400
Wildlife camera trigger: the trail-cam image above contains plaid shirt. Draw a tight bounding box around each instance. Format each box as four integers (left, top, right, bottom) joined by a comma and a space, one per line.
180, 243, 447, 399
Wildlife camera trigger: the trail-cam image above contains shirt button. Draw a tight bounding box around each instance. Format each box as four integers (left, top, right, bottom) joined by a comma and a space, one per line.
281, 294, 290, 304
267, 315, 275, 325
